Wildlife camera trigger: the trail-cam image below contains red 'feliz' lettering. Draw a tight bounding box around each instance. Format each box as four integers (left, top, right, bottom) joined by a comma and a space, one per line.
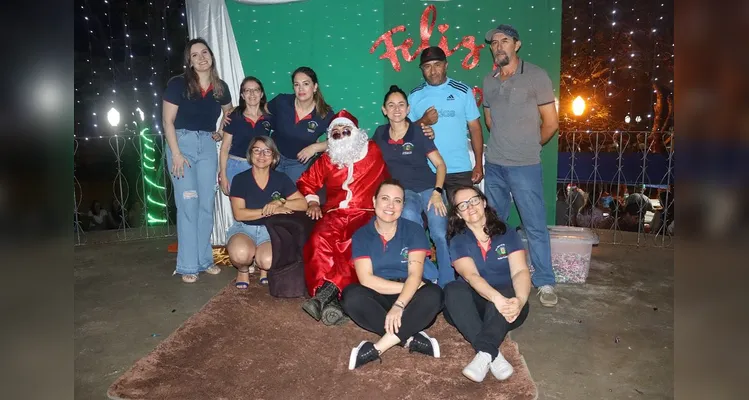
370, 5, 486, 72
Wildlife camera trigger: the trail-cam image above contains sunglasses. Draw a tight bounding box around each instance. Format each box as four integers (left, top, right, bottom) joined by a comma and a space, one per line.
330, 128, 352, 140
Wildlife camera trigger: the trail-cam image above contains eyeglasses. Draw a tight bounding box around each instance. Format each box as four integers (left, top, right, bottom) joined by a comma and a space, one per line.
243, 88, 262, 94
330, 128, 352, 140
251, 147, 273, 156
455, 195, 482, 212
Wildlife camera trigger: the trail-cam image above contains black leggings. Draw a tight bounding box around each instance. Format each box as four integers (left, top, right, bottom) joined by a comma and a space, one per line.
443, 280, 529, 360
341, 282, 443, 344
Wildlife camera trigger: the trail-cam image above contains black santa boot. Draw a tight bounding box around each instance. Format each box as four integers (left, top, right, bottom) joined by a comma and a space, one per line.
301, 281, 338, 321
321, 296, 350, 326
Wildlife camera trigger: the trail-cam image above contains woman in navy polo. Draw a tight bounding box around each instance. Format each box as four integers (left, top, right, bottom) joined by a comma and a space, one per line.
373, 85, 452, 288
219, 76, 273, 196
443, 186, 531, 383
266, 66, 334, 182
162, 38, 233, 283
342, 179, 443, 370
227, 136, 308, 288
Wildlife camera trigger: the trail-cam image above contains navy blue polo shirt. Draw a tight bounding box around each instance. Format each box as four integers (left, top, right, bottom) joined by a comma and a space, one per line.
229, 169, 297, 225
224, 112, 274, 158
163, 75, 232, 132
352, 217, 438, 280
267, 93, 334, 158
373, 122, 438, 193
449, 228, 524, 288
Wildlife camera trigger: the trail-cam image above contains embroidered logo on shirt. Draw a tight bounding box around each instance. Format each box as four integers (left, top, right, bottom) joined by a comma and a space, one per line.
262, 121, 271, 131
271, 191, 283, 201
496, 244, 507, 256
401, 142, 414, 155
307, 120, 318, 133
447, 94, 455, 101
400, 247, 409, 262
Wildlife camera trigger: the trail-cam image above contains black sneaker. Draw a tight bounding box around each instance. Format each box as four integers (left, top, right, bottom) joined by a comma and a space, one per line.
406, 331, 440, 358
348, 341, 381, 370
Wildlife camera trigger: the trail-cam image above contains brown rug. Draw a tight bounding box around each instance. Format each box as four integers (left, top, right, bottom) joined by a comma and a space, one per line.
107, 281, 538, 400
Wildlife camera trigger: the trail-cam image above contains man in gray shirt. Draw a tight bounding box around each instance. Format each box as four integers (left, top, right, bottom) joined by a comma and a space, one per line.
482, 24, 560, 307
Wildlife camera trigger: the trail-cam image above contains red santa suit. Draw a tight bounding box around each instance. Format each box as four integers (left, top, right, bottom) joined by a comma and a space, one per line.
297, 114, 388, 297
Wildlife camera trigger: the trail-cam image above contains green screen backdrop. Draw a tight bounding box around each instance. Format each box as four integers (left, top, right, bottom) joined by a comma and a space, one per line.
227, 0, 561, 226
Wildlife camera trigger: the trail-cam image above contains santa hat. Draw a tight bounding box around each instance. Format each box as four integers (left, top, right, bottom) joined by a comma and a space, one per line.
329, 109, 359, 129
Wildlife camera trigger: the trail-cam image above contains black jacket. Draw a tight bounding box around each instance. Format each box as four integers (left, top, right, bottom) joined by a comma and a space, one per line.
264, 211, 315, 298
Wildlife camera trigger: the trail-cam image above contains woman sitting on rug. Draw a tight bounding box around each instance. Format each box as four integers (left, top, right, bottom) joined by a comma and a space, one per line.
228, 136, 307, 288
443, 186, 530, 383
342, 179, 443, 370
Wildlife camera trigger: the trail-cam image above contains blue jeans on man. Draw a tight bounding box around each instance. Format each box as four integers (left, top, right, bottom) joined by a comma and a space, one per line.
167, 129, 218, 275
401, 188, 452, 287
483, 162, 555, 287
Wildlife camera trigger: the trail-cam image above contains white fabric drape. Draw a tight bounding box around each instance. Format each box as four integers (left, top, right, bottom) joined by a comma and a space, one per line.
185, 0, 245, 245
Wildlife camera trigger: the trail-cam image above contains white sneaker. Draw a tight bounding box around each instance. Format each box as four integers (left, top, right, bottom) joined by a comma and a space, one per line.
462, 351, 492, 382
538, 285, 558, 307
489, 351, 514, 380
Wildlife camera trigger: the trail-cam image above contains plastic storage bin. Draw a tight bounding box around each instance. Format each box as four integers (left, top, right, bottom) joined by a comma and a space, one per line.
518, 226, 599, 284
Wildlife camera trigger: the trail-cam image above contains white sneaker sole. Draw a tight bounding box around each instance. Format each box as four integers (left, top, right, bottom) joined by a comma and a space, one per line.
348, 341, 367, 370
462, 367, 487, 383
417, 331, 441, 358
491, 364, 514, 381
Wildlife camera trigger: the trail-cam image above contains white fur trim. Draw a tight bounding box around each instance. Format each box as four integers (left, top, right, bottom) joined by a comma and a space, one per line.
329, 117, 356, 129
305, 194, 320, 204
338, 164, 355, 209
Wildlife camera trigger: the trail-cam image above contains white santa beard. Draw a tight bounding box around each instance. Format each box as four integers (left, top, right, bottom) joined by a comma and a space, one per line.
327, 129, 369, 167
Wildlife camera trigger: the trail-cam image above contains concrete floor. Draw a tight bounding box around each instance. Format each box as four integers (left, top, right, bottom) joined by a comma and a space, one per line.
74, 233, 673, 400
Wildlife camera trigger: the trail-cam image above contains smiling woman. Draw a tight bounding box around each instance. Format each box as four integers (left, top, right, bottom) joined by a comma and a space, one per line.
341, 179, 443, 370
226, 136, 308, 289
219, 76, 273, 197
161, 37, 234, 284
442, 185, 532, 383
265, 66, 335, 182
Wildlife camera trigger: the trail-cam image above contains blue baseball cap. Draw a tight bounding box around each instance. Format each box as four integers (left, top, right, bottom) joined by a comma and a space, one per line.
485, 24, 520, 42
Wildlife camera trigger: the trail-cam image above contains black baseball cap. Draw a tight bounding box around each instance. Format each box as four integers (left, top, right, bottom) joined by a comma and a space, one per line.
485, 24, 520, 42
419, 46, 447, 66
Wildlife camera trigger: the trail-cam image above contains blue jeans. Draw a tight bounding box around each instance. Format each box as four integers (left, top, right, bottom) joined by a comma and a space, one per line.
226, 157, 251, 187
276, 154, 309, 183
227, 222, 270, 245
401, 188, 452, 287
483, 162, 555, 287
167, 129, 218, 275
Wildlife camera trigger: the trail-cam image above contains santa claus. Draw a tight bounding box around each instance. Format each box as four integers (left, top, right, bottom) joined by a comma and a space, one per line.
297, 110, 389, 326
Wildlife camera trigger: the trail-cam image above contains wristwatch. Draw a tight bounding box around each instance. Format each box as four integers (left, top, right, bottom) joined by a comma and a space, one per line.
433, 187, 444, 194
